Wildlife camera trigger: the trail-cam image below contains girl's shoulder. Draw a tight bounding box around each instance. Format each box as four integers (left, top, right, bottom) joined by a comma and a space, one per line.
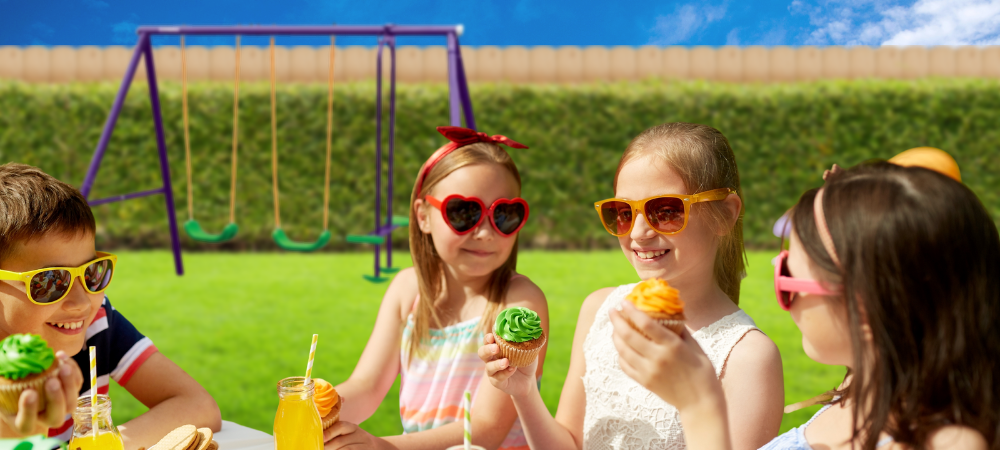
576, 284, 633, 329
387, 267, 420, 322
504, 273, 548, 314
584, 283, 636, 311
922, 425, 988, 450
722, 327, 781, 378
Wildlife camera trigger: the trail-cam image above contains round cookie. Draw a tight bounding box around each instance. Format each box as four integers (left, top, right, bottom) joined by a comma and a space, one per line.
192, 428, 214, 450
154, 424, 198, 450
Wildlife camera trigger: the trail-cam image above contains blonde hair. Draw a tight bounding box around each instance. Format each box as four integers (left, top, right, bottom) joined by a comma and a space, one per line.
406, 142, 522, 361
614, 123, 746, 304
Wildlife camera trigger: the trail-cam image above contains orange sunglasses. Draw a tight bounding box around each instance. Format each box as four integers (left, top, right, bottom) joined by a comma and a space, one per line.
594, 188, 735, 236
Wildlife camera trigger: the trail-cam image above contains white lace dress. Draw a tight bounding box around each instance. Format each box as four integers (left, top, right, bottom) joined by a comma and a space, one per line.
582, 283, 760, 450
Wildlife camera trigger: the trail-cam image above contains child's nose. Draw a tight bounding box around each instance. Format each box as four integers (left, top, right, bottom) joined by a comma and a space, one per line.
471, 218, 495, 240
630, 212, 658, 241
60, 278, 91, 311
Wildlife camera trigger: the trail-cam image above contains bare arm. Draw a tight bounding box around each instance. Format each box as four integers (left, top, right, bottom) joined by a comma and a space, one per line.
481, 287, 613, 450
329, 277, 550, 450
117, 352, 221, 450
609, 301, 732, 450
548, 288, 612, 449
383, 276, 551, 450
335, 268, 415, 424
720, 330, 784, 450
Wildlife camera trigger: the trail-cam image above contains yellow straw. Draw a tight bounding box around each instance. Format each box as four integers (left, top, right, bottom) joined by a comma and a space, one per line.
304, 334, 318, 384
89, 345, 96, 438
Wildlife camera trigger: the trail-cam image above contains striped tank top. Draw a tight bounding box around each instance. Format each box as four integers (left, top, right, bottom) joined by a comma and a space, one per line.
399, 276, 529, 450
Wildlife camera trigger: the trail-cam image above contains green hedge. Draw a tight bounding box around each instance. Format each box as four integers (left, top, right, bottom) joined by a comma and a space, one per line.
1, 79, 998, 251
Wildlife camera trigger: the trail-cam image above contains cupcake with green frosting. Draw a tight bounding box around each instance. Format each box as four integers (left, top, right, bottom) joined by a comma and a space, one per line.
0, 334, 60, 416
493, 307, 546, 368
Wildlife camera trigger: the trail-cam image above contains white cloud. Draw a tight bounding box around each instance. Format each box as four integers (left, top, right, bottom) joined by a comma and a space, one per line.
794, 0, 1000, 45
726, 28, 741, 45
648, 2, 728, 45
883, 0, 1000, 44
759, 26, 789, 45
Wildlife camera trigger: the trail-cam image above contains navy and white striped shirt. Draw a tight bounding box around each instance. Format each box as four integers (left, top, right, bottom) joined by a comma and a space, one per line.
47, 296, 157, 442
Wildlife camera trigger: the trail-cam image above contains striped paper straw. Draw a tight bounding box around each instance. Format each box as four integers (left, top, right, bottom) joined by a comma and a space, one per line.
463, 391, 471, 450
304, 334, 318, 384
89, 346, 96, 438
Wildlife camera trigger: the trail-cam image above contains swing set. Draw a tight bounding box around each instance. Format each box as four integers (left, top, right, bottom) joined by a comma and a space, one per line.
80, 25, 476, 277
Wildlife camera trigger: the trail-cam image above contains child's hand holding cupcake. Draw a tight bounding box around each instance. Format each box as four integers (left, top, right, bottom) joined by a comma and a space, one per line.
619, 278, 686, 336
609, 281, 721, 414
479, 307, 546, 398
0, 334, 83, 437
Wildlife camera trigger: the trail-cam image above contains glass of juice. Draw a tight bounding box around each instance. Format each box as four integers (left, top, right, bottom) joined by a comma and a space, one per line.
274, 376, 323, 450
68, 394, 124, 450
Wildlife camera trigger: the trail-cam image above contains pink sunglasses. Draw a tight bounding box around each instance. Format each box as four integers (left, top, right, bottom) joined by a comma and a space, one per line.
773, 250, 838, 311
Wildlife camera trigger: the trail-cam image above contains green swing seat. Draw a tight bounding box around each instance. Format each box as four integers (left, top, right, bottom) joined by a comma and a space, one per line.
347, 215, 410, 279
345, 215, 410, 245
272, 228, 331, 252
184, 220, 239, 243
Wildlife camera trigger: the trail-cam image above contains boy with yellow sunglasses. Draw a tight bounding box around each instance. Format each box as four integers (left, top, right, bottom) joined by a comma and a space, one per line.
0, 163, 220, 447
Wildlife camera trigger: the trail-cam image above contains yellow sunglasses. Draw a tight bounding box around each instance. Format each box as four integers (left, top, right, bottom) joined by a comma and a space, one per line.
0, 252, 117, 305
594, 188, 735, 236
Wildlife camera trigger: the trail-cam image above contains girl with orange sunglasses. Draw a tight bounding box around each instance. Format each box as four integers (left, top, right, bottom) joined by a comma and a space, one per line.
479, 122, 784, 450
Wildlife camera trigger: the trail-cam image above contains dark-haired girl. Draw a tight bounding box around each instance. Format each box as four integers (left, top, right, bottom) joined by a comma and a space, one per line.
611, 161, 999, 449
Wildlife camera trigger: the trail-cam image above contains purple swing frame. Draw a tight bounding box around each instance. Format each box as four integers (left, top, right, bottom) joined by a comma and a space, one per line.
80, 25, 477, 276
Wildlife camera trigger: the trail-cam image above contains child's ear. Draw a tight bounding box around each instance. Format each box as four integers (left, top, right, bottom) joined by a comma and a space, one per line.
717, 193, 743, 236
413, 199, 432, 234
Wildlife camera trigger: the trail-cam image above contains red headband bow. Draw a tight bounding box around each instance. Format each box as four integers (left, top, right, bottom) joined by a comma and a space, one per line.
415, 126, 528, 194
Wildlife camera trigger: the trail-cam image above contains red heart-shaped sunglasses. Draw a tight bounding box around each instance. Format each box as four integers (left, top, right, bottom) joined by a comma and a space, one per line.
425, 195, 529, 237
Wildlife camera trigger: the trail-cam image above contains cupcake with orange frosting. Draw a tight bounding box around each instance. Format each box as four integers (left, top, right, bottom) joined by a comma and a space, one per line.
621, 278, 686, 336
312, 378, 341, 430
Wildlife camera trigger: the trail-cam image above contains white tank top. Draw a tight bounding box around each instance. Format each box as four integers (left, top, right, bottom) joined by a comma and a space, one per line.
581, 283, 760, 450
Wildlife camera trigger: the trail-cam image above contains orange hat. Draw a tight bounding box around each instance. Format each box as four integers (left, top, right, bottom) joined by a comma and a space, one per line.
888, 147, 961, 182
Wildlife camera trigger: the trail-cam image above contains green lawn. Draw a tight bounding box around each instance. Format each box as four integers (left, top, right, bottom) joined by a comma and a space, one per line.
104, 250, 843, 437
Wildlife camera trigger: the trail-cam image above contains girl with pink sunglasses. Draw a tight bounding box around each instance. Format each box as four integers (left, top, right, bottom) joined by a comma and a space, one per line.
611, 161, 1000, 449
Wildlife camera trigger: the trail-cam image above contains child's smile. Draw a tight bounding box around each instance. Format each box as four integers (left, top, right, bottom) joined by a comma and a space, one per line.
461, 248, 496, 258
0, 231, 103, 354
45, 317, 88, 334
633, 248, 671, 262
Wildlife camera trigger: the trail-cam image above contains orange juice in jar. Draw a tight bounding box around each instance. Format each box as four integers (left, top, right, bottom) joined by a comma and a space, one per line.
68, 394, 125, 450
274, 376, 323, 450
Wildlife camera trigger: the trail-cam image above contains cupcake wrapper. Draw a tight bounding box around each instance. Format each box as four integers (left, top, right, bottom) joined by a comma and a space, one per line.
655, 318, 686, 335
0, 361, 60, 416
620, 310, 686, 337
495, 334, 546, 368
322, 411, 340, 430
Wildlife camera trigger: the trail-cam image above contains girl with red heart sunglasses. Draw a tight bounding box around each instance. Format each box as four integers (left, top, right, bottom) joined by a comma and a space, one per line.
325, 126, 547, 450
612, 161, 999, 450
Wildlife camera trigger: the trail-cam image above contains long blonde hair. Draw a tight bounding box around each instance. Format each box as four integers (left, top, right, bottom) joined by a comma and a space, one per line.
406, 142, 523, 360
614, 122, 746, 304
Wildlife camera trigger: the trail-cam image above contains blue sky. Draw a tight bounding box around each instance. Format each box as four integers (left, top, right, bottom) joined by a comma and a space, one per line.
3, 0, 999, 47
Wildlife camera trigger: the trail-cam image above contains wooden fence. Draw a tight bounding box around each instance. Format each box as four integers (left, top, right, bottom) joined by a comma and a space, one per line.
2, 45, 1000, 83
